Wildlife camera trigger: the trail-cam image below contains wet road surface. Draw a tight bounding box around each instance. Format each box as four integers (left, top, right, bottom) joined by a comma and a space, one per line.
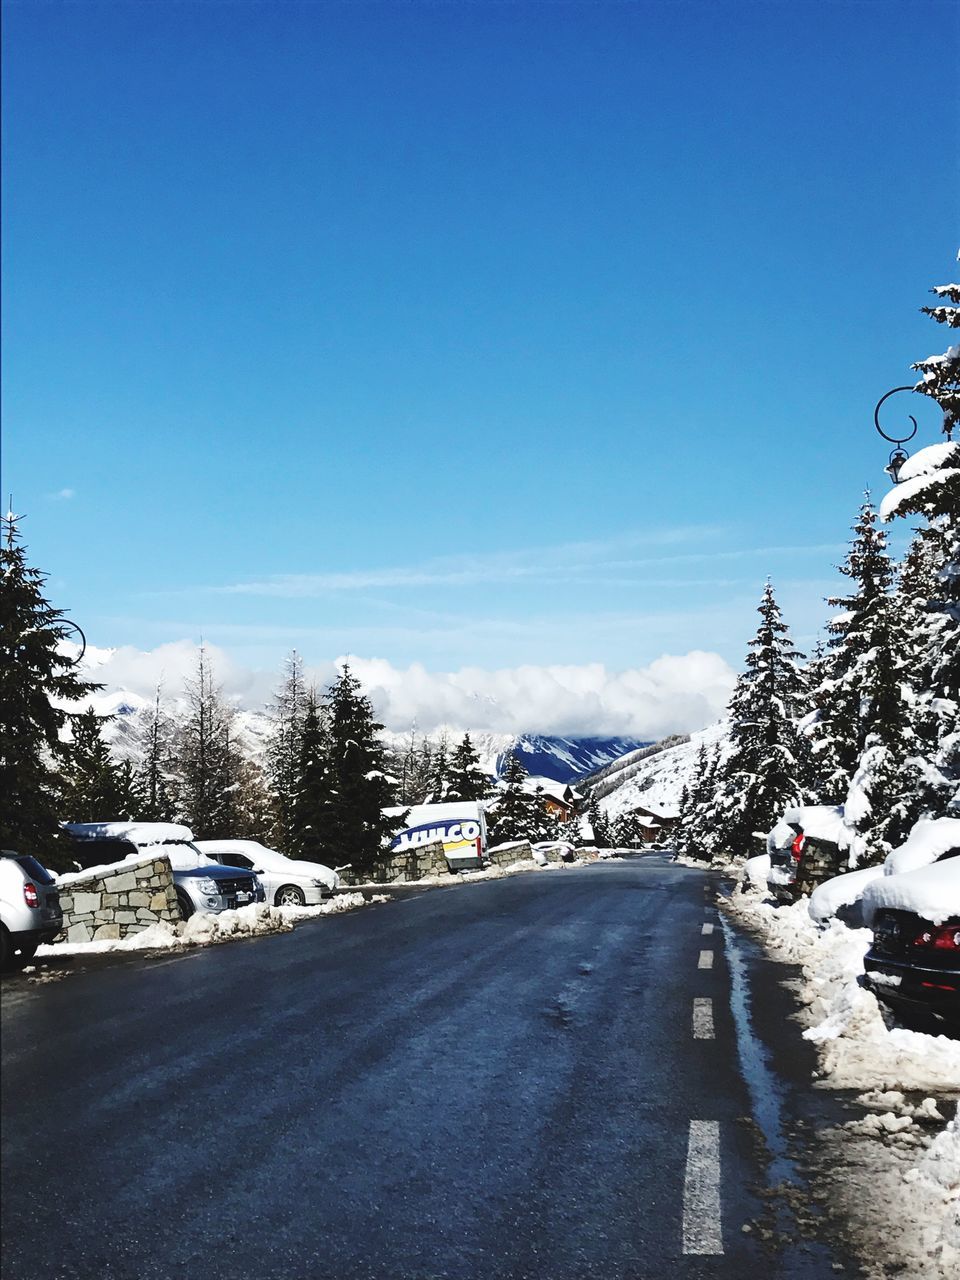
1, 857, 850, 1278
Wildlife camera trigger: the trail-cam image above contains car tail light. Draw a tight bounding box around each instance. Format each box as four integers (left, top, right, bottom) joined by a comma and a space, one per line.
911, 924, 960, 951
23, 882, 39, 908
791, 833, 805, 863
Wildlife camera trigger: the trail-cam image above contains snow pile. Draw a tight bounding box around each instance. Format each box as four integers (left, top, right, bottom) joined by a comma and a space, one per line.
743, 853, 771, 887
37, 894, 377, 958
905, 1119, 960, 1262
820, 1111, 960, 1280
181, 903, 293, 944
724, 888, 960, 1091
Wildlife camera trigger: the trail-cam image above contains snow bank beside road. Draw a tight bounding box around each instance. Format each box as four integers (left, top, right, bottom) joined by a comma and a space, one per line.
725, 885, 960, 1279
724, 889, 960, 1092
37, 894, 376, 958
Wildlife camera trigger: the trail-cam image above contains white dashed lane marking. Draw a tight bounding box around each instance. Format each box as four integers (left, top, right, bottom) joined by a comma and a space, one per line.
692, 997, 715, 1039
701, 922, 714, 935
682, 1120, 724, 1254
698, 950, 714, 969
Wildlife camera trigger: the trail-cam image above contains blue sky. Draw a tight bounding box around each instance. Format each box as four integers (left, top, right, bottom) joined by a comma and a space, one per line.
2, 0, 957, 711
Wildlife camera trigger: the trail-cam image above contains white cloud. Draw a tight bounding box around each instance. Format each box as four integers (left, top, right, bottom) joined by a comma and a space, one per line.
75, 640, 736, 738
49, 488, 76, 501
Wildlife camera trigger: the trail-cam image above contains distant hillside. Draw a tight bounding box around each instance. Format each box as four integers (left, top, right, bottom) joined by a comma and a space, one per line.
582, 722, 729, 820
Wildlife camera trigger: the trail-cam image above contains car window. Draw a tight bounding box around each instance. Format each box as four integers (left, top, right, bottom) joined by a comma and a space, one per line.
12, 855, 57, 885
935, 849, 959, 862
69, 838, 138, 869
230, 854, 255, 869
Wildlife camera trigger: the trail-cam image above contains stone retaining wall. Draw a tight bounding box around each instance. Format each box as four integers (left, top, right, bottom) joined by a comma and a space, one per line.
486, 840, 534, 867
57, 855, 180, 943
341, 840, 450, 886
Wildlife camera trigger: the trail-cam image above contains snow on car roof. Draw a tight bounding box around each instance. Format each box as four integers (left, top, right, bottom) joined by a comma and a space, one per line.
884, 817, 960, 877
195, 839, 273, 856
63, 821, 195, 845
862, 858, 960, 928
808, 866, 885, 923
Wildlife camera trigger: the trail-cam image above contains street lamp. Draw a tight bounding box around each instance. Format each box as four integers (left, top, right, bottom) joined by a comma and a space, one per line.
874, 384, 954, 484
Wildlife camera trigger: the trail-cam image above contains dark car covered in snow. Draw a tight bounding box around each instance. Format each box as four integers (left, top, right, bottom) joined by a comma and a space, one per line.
859, 849, 960, 1034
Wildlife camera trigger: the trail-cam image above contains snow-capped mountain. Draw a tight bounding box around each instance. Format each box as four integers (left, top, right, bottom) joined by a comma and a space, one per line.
495, 734, 651, 783
85, 691, 648, 786
582, 721, 729, 820
381, 729, 650, 783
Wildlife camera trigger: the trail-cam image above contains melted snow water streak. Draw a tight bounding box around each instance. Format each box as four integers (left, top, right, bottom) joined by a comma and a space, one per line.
719, 914, 795, 1186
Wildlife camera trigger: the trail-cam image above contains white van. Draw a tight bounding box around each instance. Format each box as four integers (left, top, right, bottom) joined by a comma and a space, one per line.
385, 803, 488, 871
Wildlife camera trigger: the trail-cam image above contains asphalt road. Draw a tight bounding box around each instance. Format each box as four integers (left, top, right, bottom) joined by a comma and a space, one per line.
1, 858, 851, 1279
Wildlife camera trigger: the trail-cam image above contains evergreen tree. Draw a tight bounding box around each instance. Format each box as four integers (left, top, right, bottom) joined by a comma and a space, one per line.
266, 651, 309, 851
558, 804, 583, 847
811, 497, 894, 798
678, 743, 719, 862
60, 707, 144, 822
587, 795, 611, 847
878, 275, 960, 818
291, 694, 335, 865
175, 646, 241, 839
490, 751, 537, 844
428, 734, 449, 802
320, 664, 406, 875
446, 733, 488, 802
711, 583, 810, 859
132, 684, 177, 821
0, 516, 100, 864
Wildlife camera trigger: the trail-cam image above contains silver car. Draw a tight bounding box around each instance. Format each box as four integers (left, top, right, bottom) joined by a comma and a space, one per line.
1, 850, 63, 970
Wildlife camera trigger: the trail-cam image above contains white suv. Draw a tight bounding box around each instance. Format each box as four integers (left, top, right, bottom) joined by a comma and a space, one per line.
1, 851, 63, 970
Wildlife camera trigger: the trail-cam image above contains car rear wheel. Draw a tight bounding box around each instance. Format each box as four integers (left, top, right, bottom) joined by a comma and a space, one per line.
175, 889, 195, 921
275, 884, 306, 907
0, 928, 37, 972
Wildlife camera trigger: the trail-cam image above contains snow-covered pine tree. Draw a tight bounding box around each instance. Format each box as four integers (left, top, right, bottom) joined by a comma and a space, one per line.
0, 515, 100, 864
840, 582, 922, 863
587, 795, 611, 848
559, 804, 583, 848
878, 273, 960, 817
266, 651, 309, 851
676, 742, 717, 861
675, 783, 691, 855
811, 497, 894, 799
321, 664, 407, 875
711, 583, 809, 859
132, 684, 177, 821
291, 693, 335, 865
489, 751, 536, 844
175, 646, 241, 839
60, 707, 145, 823
446, 733, 488, 802
428, 734, 449, 802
